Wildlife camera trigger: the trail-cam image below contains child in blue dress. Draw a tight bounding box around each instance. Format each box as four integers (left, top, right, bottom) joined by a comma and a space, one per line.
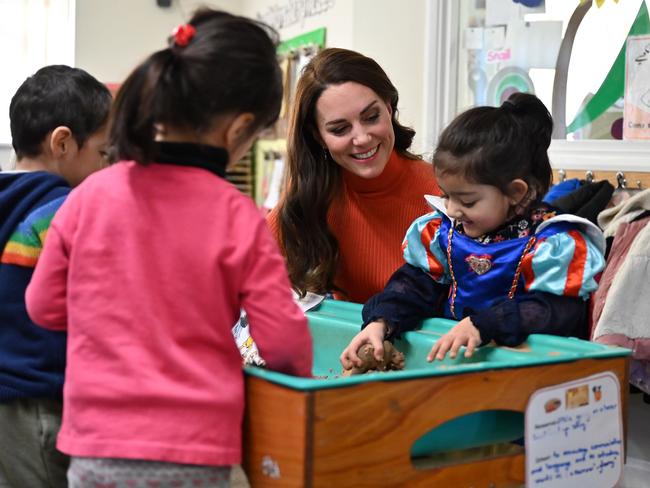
340, 93, 605, 367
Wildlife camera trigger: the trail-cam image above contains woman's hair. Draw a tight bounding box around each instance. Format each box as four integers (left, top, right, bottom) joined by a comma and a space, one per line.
434, 92, 553, 203
279, 48, 418, 297
109, 9, 282, 163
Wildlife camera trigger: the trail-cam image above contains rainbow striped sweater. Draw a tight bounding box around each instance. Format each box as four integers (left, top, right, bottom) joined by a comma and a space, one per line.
0, 171, 69, 401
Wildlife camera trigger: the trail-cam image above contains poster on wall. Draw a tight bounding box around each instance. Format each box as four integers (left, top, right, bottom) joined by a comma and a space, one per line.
525, 372, 623, 488
624, 35, 650, 139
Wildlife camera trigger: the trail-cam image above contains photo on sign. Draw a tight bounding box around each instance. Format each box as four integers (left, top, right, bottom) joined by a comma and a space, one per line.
593, 385, 603, 402
544, 397, 562, 413
566, 384, 590, 410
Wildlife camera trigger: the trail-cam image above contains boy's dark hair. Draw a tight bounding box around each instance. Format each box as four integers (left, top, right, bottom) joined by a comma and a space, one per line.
10, 65, 112, 160
434, 92, 554, 201
109, 8, 282, 164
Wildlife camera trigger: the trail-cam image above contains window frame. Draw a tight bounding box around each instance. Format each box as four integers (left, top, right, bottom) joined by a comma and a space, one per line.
424, 0, 650, 171
0, 0, 76, 149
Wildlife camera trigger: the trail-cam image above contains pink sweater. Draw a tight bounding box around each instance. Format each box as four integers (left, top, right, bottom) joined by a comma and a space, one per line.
26, 161, 312, 466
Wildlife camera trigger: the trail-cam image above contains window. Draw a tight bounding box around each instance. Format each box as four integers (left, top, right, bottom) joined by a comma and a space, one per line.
456, 0, 649, 140
424, 0, 650, 172
0, 0, 76, 145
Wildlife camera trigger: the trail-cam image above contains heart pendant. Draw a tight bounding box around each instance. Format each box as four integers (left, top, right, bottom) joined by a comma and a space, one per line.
465, 254, 492, 275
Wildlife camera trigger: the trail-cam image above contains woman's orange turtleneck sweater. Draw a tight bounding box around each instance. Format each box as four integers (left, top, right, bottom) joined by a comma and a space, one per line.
267, 150, 439, 303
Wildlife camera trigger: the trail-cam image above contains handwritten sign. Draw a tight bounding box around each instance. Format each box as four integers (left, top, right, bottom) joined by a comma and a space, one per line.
255, 0, 336, 30
525, 373, 623, 487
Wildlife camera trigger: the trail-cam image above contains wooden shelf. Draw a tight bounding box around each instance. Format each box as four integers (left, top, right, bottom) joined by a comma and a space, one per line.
553, 168, 650, 191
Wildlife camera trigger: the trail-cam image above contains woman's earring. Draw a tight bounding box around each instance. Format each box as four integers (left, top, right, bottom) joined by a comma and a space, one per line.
322, 146, 329, 161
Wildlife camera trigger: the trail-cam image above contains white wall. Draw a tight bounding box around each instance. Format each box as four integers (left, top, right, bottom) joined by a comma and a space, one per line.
1, 1, 246, 170
242, 0, 429, 154
352, 0, 427, 154
242, 0, 353, 48
75, 0, 428, 151
75, 0, 242, 83
2, 1, 429, 167
0, 146, 13, 170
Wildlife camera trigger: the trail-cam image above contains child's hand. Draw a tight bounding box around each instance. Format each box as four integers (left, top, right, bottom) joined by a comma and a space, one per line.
340, 320, 387, 370
427, 317, 481, 361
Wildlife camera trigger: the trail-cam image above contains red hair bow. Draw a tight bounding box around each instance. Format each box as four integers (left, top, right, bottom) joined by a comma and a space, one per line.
172, 23, 196, 47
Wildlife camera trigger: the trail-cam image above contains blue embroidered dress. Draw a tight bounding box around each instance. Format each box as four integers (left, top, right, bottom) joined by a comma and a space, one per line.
363, 196, 606, 346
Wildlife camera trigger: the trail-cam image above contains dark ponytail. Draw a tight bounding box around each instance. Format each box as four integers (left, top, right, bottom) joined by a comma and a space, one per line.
109, 9, 282, 163
433, 92, 553, 201
109, 51, 171, 163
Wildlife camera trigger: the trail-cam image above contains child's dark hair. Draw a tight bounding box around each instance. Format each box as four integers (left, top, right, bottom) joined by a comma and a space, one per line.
434, 92, 553, 201
10, 65, 112, 160
110, 8, 282, 163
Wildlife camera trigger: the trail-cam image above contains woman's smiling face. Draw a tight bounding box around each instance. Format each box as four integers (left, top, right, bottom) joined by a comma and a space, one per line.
315, 81, 395, 179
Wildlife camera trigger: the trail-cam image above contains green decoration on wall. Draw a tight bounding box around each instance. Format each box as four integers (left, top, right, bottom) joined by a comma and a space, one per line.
277, 27, 326, 56
567, 1, 650, 134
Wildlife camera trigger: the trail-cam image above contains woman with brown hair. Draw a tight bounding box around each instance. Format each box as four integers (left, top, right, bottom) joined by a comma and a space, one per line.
267, 48, 439, 303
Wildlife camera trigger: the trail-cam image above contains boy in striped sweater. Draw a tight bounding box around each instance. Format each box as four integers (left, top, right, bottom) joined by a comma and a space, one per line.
0, 65, 111, 488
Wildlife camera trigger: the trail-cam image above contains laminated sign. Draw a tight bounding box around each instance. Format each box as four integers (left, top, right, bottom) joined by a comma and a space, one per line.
525, 372, 623, 488
624, 35, 650, 139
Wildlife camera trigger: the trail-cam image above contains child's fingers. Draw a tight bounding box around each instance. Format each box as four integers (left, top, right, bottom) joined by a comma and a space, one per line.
340, 338, 364, 368
343, 350, 363, 368
427, 341, 441, 362
339, 350, 353, 369
448, 337, 464, 359
428, 336, 451, 361
464, 337, 479, 358
435, 338, 452, 361
371, 337, 385, 362
340, 351, 353, 369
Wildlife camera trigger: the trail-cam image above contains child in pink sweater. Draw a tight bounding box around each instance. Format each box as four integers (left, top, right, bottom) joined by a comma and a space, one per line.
26, 8, 312, 488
